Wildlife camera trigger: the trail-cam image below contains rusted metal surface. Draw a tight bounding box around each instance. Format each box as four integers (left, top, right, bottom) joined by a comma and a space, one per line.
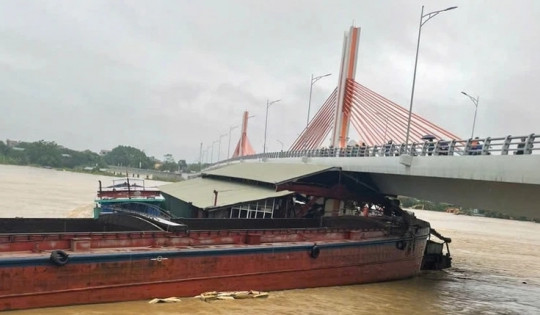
97, 190, 161, 199
0, 229, 428, 311
0, 228, 388, 253
0, 216, 429, 311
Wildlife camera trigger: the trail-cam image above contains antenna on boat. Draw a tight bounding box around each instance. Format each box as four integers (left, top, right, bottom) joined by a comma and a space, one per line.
127, 177, 131, 199
125, 168, 131, 199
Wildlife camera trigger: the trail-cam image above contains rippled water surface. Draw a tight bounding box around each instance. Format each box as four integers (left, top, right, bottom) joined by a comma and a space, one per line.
1, 165, 539, 314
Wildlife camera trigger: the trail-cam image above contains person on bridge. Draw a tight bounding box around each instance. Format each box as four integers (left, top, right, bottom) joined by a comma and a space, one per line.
359, 142, 367, 156
351, 144, 359, 156
384, 140, 393, 156
426, 138, 435, 156
328, 145, 335, 157
515, 137, 526, 155
468, 137, 482, 155
438, 140, 449, 156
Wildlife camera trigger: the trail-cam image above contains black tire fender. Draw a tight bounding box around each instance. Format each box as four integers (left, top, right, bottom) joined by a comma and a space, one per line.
310, 245, 320, 259
50, 250, 69, 266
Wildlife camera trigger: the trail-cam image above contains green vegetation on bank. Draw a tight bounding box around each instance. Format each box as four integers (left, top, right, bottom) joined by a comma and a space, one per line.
0, 140, 104, 168
0, 139, 207, 177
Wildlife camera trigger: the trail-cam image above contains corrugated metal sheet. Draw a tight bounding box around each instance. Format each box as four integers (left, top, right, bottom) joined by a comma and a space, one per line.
160, 177, 292, 210
203, 163, 337, 185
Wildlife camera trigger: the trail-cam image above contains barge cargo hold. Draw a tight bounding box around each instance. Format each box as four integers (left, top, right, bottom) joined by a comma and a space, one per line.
0, 215, 430, 311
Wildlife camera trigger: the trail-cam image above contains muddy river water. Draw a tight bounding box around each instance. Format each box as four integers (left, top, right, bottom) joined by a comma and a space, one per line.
1, 165, 539, 314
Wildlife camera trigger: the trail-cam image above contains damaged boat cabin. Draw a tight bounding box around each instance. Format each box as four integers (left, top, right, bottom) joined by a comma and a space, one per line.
160, 163, 395, 219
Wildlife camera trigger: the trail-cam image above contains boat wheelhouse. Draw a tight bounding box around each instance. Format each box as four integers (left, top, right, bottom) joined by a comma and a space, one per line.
94, 178, 166, 218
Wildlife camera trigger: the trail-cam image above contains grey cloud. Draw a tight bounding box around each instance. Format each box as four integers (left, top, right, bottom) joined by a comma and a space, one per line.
1, 0, 539, 161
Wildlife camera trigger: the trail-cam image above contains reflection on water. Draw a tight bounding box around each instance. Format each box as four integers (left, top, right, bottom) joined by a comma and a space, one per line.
1, 165, 539, 314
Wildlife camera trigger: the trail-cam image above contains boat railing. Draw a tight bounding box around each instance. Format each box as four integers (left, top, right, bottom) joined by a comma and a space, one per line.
109, 178, 155, 190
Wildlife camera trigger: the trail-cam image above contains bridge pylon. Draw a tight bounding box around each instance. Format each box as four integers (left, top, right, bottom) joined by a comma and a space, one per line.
232, 111, 256, 158
290, 26, 461, 151
331, 26, 361, 148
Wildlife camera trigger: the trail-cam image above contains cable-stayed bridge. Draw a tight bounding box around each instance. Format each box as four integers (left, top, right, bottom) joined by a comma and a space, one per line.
218, 26, 539, 220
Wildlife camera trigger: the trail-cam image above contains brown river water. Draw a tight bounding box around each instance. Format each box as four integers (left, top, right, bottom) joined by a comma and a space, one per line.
1, 165, 539, 314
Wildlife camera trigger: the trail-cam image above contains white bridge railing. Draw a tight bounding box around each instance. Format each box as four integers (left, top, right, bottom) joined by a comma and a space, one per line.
218, 134, 538, 164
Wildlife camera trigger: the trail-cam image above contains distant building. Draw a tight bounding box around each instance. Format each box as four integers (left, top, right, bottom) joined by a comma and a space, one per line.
6, 139, 20, 148
99, 150, 111, 156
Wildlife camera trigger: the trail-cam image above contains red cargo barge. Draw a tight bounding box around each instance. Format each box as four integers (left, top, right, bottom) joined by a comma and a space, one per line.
0, 215, 430, 311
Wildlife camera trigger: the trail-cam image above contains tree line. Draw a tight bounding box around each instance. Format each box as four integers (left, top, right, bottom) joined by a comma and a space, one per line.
0, 140, 206, 172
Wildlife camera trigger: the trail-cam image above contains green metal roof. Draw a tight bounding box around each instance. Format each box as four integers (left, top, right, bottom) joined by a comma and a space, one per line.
203, 163, 337, 185
160, 177, 292, 210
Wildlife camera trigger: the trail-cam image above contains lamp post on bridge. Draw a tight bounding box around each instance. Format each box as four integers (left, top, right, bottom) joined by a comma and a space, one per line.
307, 73, 332, 127
210, 140, 218, 163
204, 146, 211, 163
198, 142, 203, 171
276, 139, 284, 151
461, 92, 479, 139
264, 99, 281, 154
227, 125, 238, 159
404, 5, 458, 151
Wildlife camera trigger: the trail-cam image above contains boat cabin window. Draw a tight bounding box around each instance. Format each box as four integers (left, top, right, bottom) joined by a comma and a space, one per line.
230, 199, 275, 219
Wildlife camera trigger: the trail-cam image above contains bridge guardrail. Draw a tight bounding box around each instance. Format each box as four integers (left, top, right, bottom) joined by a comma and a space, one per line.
213, 134, 537, 165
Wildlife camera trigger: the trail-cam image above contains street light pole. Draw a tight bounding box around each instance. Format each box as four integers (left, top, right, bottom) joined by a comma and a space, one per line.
404, 5, 458, 151
198, 142, 203, 171
264, 99, 281, 153
210, 141, 218, 163
307, 73, 332, 127
461, 92, 479, 138
205, 146, 211, 163
276, 140, 284, 151
218, 133, 227, 161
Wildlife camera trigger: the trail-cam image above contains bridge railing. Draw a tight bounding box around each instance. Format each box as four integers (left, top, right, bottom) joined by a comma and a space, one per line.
215, 134, 538, 165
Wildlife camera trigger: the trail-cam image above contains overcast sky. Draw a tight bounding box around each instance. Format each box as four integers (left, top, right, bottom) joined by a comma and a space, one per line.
1, 0, 539, 162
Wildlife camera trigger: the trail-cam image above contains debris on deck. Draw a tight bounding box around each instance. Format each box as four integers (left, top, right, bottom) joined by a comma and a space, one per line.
148, 297, 182, 304
196, 290, 269, 301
